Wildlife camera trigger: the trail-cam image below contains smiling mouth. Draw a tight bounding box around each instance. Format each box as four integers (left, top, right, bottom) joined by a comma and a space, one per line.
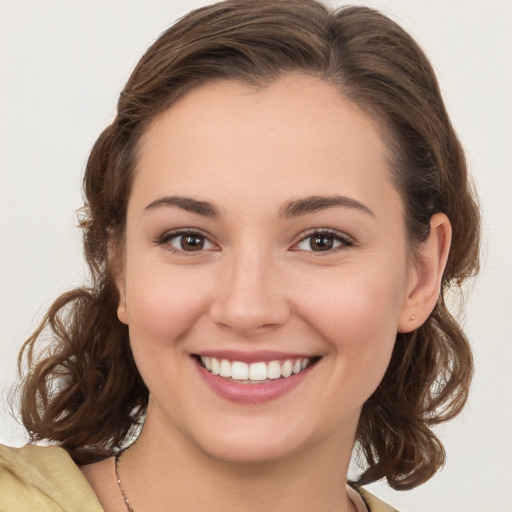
195, 355, 320, 384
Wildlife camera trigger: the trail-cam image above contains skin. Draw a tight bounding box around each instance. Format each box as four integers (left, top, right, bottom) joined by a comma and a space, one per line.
81, 74, 451, 512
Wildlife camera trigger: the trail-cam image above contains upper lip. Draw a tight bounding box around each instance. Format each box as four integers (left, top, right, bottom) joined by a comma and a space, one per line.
193, 350, 318, 364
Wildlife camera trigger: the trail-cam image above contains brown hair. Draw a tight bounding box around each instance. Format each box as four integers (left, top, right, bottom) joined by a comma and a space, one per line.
18, 0, 480, 490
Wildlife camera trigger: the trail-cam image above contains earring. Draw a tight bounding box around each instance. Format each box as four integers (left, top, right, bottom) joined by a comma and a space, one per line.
409, 314, 416, 321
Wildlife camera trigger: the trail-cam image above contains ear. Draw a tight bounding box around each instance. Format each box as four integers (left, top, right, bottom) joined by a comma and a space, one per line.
116, 276, 129, 325
398, 213, 452, 333
109, 239, 129, 325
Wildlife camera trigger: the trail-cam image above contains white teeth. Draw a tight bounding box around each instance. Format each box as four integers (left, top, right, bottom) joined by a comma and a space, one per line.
211, 357, 220, 375
249, 362, 267, 381
231, 361, 249, 380
267, 361, 281, 380
199, 356, 314, 382
219, 359, 231, 378
281, 360, 293, 378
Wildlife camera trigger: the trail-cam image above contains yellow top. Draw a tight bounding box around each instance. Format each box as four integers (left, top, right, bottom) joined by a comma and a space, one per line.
0, 444, 398, 512
0, 444, 102, 512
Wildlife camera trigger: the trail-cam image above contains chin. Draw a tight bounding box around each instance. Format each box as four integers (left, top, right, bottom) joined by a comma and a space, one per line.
187, 413, 337, 467
197, 434, 304, 466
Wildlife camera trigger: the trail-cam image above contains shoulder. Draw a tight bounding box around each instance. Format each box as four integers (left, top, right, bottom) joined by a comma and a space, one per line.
0, 443, 103, 512
349, 484, 401, 512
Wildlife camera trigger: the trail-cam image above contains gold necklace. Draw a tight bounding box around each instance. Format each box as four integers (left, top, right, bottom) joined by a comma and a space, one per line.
115, 451, 135, 512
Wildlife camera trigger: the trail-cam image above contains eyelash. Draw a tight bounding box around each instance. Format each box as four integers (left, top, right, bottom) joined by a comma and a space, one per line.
155, 228, 354, 255
291, 229, 354, 254
155, 228, 217, 255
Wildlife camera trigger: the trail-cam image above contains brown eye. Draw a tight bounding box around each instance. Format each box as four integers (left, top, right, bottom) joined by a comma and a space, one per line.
294, 231, 351, 253
162, 231, 215, 253
180, 234, 205, 251
309, 234, 334, 251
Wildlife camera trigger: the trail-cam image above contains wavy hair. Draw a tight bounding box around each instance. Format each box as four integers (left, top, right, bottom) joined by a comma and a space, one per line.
18, 0, 480, 489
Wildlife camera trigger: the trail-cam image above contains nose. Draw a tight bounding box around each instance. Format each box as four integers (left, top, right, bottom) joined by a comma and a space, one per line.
209, 249, 290, 337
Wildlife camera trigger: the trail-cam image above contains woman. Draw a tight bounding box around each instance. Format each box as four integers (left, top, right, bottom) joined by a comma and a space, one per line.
0, 1, 480, 511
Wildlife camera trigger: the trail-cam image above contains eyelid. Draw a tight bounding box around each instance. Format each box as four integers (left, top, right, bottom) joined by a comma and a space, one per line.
155, 228, 219, 254
290, 228, 355, 253
154, 227, 354, 255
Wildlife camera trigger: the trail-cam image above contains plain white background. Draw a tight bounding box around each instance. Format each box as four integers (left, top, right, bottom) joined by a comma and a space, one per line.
1, 1, 510, 511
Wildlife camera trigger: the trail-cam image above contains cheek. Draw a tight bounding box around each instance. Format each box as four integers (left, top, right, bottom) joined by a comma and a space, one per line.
122, 263, 216, 404
123, 261, 213, 348
298, 262, 406, 335
293, 262, 407, 386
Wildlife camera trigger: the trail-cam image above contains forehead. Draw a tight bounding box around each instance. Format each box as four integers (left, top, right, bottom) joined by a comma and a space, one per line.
133, 74, 401, 219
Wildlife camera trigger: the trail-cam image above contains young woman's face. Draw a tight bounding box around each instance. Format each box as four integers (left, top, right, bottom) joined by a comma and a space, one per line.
117, 75, 417, 463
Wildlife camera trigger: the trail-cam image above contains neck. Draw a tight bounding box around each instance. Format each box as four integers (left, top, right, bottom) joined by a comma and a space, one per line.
119, 406, 359, 512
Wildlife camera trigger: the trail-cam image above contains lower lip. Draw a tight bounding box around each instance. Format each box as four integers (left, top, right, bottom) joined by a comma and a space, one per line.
195, 359, 315, 404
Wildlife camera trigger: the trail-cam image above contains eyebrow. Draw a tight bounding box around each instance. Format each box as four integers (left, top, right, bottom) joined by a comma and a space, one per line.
143, 194, 374, 219
144, 196, 221, 217
279, 195, 374, 218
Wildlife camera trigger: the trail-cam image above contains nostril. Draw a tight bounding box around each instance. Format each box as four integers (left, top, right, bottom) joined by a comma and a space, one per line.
209, 296, 291, 336
216, 322, 232, 331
